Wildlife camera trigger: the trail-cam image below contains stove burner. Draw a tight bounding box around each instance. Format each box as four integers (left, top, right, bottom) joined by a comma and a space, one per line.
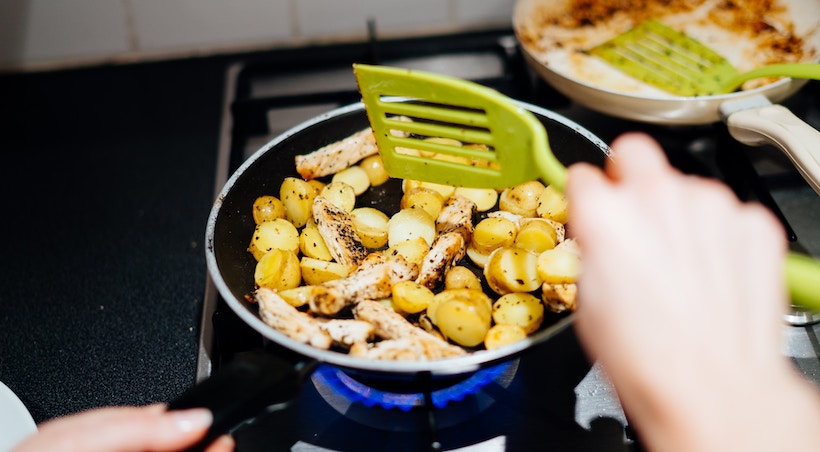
312, 361, 514, 411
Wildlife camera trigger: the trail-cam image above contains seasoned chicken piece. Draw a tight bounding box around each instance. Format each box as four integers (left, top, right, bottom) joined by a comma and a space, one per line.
294, 118, 410, 180
486, 210, 522, 224
555, 237, 579, 255
353, 300, 466, 359
312, 196, 368, 267
350, 338, 439, 361
436, 195, 476, 242
309, 253, 418, 315
416, 232, 466, 290
541, 282, 577, 313
294, 127, 378, 180
411, 197, 475, 290
318, 318, 375, 346
256, 287, 332, 349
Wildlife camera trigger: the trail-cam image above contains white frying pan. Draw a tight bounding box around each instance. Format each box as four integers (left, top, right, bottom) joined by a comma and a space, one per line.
513, 0, 820, 194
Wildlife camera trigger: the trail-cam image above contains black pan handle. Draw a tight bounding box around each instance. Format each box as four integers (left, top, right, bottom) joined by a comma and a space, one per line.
167, 350, 318, 452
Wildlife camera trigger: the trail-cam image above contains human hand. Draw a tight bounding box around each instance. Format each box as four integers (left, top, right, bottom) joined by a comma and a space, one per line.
13, 404, 234, 452
566, 132, 820, 452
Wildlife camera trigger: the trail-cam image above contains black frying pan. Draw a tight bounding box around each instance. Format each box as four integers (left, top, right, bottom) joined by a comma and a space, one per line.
171, 101, 610, 449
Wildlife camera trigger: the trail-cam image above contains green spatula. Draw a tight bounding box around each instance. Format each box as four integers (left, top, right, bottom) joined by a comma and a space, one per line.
352, 63, 567, 191
353, 63, 820, 312
589, 19, 820, 96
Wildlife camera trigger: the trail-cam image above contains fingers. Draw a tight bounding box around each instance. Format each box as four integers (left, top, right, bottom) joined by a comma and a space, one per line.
14, 404, 220, 452
604, 132, 676, 184
206, 435, 237, 452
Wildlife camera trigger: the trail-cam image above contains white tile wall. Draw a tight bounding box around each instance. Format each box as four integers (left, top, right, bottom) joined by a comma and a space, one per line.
453, 0, 517, 26
0, 0, 518, 71
0, 0, 130, 68
130, 0, 292, 52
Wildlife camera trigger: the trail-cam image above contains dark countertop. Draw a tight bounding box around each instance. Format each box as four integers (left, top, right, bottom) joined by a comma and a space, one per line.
0, 56, 229, 423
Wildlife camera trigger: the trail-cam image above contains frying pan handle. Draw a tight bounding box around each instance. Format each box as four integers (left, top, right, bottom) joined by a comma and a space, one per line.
167, 350, 318, 452
722, 101, 820, 196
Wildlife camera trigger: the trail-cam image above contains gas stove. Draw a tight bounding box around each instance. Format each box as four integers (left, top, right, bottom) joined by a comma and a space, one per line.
197, 28, 820, 451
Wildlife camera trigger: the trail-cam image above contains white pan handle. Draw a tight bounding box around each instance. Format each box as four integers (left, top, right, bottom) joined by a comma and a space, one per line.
721, 97, 820, 195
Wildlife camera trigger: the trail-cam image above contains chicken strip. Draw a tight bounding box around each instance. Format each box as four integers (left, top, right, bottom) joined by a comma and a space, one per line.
294, 118, 410, 180
541, 282, 577, 313
309, 253, 418, 316
436, 195, 476, 242
416, 232, 466, 290
312, 196, 368, 268
353, 300, 466, 359
256, 287, 332, 349
294, 127, 378, 180
318, 318, 375, 346
412, 196, 475, 290
349, 338, 441, 361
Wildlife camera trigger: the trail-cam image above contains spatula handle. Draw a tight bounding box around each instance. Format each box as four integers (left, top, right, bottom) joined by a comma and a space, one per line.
786, 252, 820, 312
724, 103, 820, 195
726, 64, 820, 93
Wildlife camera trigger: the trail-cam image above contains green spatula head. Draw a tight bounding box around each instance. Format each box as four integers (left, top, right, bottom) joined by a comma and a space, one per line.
589, 20, 820, 96
353, 64, 567, 191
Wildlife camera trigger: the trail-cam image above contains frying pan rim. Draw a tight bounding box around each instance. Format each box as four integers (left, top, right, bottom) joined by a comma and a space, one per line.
511, 0, 819, 123
205, 100, 605, 375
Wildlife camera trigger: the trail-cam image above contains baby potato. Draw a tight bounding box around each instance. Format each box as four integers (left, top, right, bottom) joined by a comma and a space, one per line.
483, 247, 540, 295
277, 285, 320, 308
320, 181, 357, 212
254, 249, 301, 291
252, 195, 286, 224
536, 184, 569, 224
432, 289, 492, 347
391, 280, 435, 314
332, 165, 371, 196
453, 187, 499, 212
465, 245, 491, 269
300, 256, 350, 285
400, 187, 445, 220
472, 217, 517, 255
384, 236, 430, 267
484, 323, 528, 350
462, 143, 496, 170
444, 265, 482, 291
248, 218, 300, 261
387, 206, 436, 248
536, 248, 581, 284
402, 179, 456, 199
299, 225, 332, 261
427, 288, 491, 324
492, 293, 544, 334
307, 179, 326, 195
499, 180, 545, 217
424, 136, 463, 149
521, 217, 566, 243
514, 219, 558, 254
350, 207, 390, 249
359, 154, 390, 186
280, 177, 316, 228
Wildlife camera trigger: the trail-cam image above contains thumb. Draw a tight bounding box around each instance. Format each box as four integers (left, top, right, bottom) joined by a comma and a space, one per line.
15, 404, 214, 452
